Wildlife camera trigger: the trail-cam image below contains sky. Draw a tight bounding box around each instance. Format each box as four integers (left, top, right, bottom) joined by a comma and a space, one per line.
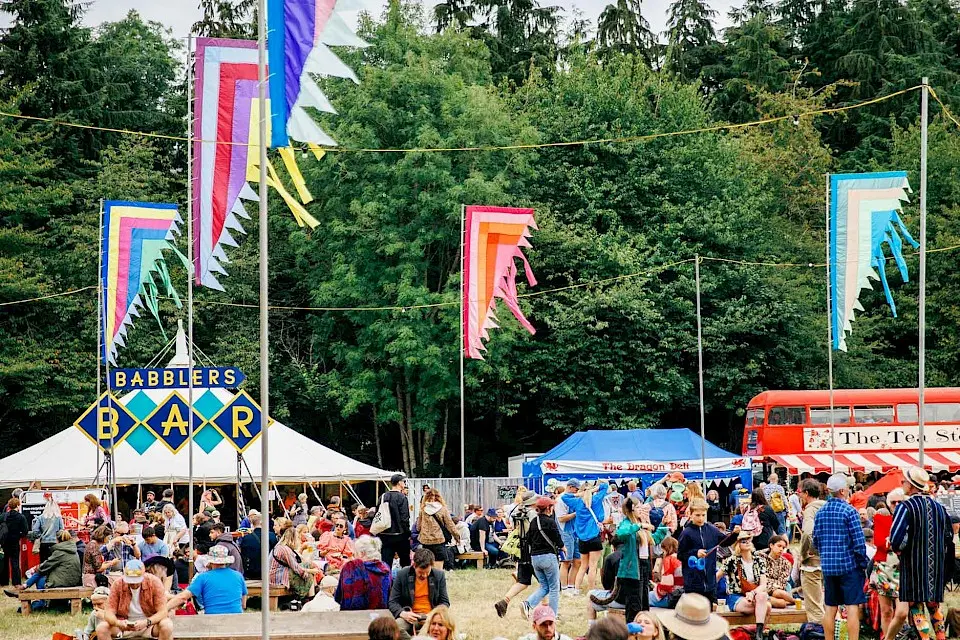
75, 0, 737, 42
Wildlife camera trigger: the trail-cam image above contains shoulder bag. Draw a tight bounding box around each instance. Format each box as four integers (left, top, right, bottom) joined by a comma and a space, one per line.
370, 496, 392, 536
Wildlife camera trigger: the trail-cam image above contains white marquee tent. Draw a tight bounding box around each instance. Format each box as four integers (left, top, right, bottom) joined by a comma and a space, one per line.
0, 328, 394, 488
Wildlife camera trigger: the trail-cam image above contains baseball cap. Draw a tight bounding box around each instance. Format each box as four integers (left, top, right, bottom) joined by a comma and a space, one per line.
826, 473, 849, 492
532, 604, 556, 625
91, 586, 111, 601
566, 479, 580, 488
390, 473, 406, 485
123, 559, 146, 584
320, 575, 338, 589
535, 496, 555, 510
486, 508, 498, 517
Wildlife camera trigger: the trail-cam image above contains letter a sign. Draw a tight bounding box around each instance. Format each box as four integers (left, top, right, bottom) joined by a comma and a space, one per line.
209, 390, 272, 453
73, 392, 138, 452
143, 392, 207, 453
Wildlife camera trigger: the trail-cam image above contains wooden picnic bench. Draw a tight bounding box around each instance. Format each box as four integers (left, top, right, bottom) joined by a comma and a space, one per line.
455, 551, 484, 569
651, 607, 808, 627
18, 586, 93, 616
174, 610, 392, 639
244, 580, 292, 611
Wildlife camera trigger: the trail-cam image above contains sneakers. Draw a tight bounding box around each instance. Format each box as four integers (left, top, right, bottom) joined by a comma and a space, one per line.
495, 599, 508, 618
519, 601, 531, 620
562, 587, 580, 597
3, 587, 22, 598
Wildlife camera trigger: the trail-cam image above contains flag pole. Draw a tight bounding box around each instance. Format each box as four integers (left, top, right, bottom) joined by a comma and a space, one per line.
918, 76, 929, 467
826, 174, 837, 474
460, 204, 466, 481
694, 255, 707, 485
96, 199, 104, 480
185, 32, 196, 563
257, 1, 271, 637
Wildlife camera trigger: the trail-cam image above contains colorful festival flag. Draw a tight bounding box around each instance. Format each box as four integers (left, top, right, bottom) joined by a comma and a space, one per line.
266, 0, 366, 149
101, 201, 184, 364
829, 172, 918, 351
463, 206, 538, 359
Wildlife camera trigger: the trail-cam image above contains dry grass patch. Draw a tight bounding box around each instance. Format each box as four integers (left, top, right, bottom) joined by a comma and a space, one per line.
0, 568, 591, 639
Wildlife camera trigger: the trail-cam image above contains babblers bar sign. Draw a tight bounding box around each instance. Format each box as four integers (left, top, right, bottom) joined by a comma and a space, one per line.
109, 367, 245, 390
74, 392, 138, 451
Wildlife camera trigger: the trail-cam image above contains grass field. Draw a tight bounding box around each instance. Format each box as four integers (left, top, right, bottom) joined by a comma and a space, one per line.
0, 568, 592, 639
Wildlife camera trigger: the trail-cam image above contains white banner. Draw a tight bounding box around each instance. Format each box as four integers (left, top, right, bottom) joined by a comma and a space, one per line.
539, 457, 750, 475
803, 425, 960, 452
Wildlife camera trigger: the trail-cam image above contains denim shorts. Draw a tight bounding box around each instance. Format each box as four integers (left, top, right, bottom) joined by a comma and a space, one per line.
589, 589, 625, 612
560, 530, 581, 561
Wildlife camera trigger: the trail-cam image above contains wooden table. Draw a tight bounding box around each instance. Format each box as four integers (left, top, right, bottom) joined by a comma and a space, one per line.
18, 586, 93, 616
244, 580, 292, 611
174, 610, 392, 639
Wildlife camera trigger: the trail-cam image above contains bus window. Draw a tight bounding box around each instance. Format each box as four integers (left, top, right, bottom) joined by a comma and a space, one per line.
745, 408, 763, 426
810, 407, 851, 425
854, 406, 894, 424
767, 406, 806, 425
927, 403, 960, 423
894, 403, 960, 423
897, 404, 918, 423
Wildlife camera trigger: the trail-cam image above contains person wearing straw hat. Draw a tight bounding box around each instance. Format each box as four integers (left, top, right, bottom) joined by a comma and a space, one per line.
165, 545, 247, 615
883, 467, 953, 640
717, 530, 770, 640
96, 559, 172, 640
813, 473, 868, 640
654, 593, 729, 640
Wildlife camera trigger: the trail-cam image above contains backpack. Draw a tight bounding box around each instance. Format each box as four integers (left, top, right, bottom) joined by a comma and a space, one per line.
770, 490, 786, 513
648, 504, 665, 529
798, 622, 825, 640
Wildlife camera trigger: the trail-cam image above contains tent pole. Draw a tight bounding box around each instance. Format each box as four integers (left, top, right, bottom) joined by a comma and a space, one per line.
695, 255, 707, 485
96, 198, 103, 480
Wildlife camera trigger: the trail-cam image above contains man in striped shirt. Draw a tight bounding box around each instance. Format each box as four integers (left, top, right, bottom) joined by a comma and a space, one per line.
813, 473, 868, 640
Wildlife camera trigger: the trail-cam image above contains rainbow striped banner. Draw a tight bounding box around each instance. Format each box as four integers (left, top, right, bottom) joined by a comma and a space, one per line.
101, 201, 182, 364
463, 206, 538, 359
830, 172, 917, 351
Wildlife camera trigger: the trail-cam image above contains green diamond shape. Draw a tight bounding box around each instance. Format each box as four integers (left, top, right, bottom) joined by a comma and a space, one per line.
193, 424, 224, 454
125, 425, 157, 455
194, 390, 225, 421
125, 392, 157, 421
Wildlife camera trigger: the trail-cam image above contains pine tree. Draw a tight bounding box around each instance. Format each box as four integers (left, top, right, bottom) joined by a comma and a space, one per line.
596, 0, 656, 63
664, 0, 718, 80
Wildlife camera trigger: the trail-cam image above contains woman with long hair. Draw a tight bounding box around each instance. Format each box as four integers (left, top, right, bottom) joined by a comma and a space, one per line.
422, 605, 456, 640
417, 489, 460, 570
761, 535, 796, 607
269, 517, 320, 602
748, 490, 779, 550
631, 611, 665, 640
82, 526, 111, 588
199, 489, 221, 516
594, 497, 655, 623
518, 496, 564, 619
32, 493, 64, 562
82, 494, 108, 530
718, 532, 770, 640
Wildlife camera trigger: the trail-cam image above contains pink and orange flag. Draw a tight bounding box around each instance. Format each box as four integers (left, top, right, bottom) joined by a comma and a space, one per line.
463, 205, 538, 359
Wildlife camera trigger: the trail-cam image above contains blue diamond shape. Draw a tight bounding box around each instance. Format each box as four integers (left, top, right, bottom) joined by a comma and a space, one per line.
144, 393, 205, 454
124, 392, 157, 421
125, 425, 157, 455
193, 424, 224, 454
194, 390, 225, 421
74, 393, 138, 451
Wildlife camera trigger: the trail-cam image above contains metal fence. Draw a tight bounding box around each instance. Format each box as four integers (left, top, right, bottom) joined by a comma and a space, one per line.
407, 476, 543, 513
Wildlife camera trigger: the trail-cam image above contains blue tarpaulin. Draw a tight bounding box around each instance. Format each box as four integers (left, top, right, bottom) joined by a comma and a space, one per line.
522, 428, 752, 488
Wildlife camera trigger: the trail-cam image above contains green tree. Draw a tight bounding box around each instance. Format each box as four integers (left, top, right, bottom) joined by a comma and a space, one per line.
664, 0, 718, 82
596, 0, 656, 63
193, 0, 257, 39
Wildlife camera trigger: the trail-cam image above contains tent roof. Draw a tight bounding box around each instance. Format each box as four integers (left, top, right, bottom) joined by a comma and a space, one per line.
523, 428, 750, 480
0, 326, 394, 488
533, 428, 743, 463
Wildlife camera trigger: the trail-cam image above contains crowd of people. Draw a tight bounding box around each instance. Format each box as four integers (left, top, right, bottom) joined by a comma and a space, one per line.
0, 466, 957, 640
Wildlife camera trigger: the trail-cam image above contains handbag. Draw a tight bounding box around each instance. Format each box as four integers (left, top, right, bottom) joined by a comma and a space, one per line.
737, 562, 759, 593
370, 497, 392, 536
32, 538, 41, 554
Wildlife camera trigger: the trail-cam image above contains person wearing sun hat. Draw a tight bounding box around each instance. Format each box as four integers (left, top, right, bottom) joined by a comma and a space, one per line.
655, 593, 729, 640
163, 545, 247, 616
96, 559, 172, 639
813, 473, 868, 640
883, 467, 953, 640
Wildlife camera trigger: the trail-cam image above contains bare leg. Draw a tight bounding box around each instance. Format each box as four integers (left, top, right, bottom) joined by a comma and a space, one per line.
156, 618, 174, 640
560, 562, 570, 588
585, 551, 602, 590
824, 605, 839, 640
575, 558, 588, 591
96, 621, 119, 640
879, 595, 895, 638
503, 582, 528, 601
755, 591, 769, 624
571, 559, 581, 589
772, 588, 795, 605
847, 604, 861, 640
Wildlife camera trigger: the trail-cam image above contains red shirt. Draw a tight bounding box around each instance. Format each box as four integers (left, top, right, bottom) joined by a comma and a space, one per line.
656, 554, 684, 598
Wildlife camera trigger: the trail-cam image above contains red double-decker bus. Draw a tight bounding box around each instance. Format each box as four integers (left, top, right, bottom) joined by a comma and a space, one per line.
742, 388, 960, 473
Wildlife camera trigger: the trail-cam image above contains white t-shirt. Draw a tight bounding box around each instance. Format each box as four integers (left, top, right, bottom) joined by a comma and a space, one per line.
127, 587, 145, 621
742, 560, 755, 584
164, 513, 189, 545
302, 593, 340, 612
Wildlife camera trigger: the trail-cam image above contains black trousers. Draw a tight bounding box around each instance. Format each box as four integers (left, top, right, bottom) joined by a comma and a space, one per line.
618, 578, 643, 623
39, 543, 55, 564
1, 541, 21, 586
380, 534, 411, 567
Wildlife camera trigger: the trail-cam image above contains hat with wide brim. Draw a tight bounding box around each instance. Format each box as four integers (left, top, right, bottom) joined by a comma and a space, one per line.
906, 466, 931, 491
518, 490, 538, 506
654, 594, 729, 640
